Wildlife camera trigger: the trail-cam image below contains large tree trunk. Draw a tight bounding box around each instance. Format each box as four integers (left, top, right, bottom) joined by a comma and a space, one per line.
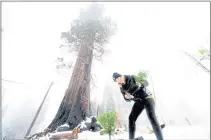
47, 44, 93, 132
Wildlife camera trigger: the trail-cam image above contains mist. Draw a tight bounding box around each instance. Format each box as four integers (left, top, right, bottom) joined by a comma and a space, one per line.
2, 2, 210, 139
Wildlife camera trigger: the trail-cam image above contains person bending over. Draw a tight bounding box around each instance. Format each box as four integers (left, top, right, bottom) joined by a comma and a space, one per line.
112, 72, 164, 140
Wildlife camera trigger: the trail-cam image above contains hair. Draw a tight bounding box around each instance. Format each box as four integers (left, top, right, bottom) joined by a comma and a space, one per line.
112, 72, 122, 82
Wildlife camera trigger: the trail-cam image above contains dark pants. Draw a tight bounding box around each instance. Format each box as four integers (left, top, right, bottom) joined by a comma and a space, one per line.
128, 98, 164, 140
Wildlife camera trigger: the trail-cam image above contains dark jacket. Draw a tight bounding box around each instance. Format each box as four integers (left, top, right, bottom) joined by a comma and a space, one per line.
120, 75, 148, 102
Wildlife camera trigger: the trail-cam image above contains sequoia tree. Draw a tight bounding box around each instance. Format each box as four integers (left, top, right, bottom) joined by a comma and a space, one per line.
46, 3, 117, 132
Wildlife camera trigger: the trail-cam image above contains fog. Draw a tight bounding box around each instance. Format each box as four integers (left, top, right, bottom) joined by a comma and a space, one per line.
2, 2, 210, 139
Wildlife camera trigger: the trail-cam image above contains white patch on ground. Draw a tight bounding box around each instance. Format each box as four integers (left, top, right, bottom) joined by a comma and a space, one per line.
59, 123, 69, 128
85, 117, 92, 123
79, 121, 87, 129
77, 125, 209, 140
35, 125, 209, 140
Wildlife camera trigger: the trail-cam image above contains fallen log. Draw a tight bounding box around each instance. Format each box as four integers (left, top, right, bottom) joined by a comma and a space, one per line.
49, 128, 80, 140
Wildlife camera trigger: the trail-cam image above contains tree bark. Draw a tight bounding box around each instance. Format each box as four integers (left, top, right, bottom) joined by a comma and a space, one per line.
47, 44, 93, 132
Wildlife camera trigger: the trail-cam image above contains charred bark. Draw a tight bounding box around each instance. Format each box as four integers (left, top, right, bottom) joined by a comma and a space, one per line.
47, 90, 71, 131
47, 44, 93, 132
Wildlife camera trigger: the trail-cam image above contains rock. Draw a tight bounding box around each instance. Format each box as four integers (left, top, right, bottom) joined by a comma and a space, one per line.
85, 122, 92, 130
91, 122, 102, 132
91, 116, 97, 123
88, 116, 102, 132
77, 116, 102, 133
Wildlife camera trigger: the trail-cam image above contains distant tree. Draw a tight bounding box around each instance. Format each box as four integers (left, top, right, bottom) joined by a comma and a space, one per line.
105, 94, 115, 112
90, 100, 98, 116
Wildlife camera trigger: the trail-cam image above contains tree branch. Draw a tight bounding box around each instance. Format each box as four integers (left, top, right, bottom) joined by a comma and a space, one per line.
181, 50, 210, 74
200, 55, 210, 61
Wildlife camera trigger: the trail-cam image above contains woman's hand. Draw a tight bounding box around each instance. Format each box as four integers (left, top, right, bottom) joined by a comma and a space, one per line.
125, 93, 134, 99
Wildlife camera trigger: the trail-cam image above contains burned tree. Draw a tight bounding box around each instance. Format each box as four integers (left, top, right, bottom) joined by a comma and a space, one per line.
46, 3, 117, 132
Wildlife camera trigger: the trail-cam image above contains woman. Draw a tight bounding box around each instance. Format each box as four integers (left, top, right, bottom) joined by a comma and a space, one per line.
112, 72, 164, 140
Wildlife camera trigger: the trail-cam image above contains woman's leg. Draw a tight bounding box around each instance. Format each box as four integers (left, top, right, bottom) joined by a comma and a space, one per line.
145, 98, 164, 140
128, 100, 145, 140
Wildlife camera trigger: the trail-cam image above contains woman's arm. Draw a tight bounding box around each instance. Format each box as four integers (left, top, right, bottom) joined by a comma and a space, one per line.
120, 88, 131, 102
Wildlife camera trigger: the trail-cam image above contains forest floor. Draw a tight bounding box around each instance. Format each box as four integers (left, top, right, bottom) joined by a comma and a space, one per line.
36, 125, 209, 140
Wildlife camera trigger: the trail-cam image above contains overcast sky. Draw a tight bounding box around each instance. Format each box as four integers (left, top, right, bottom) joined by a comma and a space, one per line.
2, 2, 210, 84
2, 2, 210, 138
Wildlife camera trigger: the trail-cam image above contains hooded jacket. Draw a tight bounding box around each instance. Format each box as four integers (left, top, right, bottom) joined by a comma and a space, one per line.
120, 75, 148, 102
